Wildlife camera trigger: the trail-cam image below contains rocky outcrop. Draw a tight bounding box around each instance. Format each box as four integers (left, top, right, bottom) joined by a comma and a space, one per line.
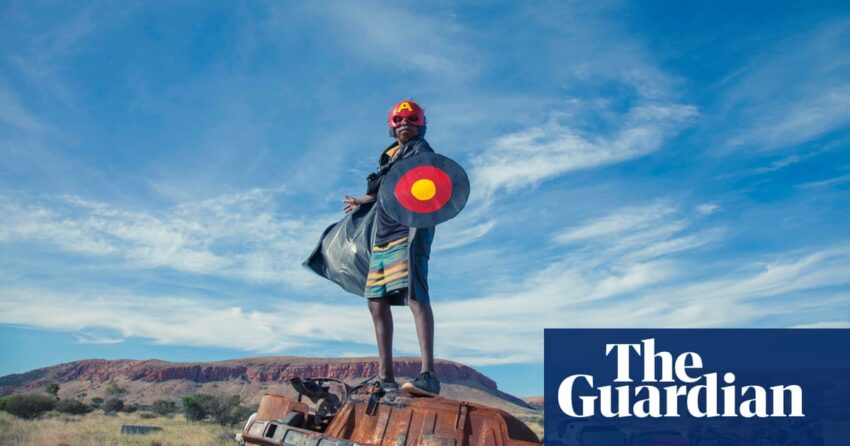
522, 396, 544, 410
0, 357, 497, 396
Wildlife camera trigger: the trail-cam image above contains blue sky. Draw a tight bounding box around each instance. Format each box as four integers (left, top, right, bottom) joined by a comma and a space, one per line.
2, 1, 850, 397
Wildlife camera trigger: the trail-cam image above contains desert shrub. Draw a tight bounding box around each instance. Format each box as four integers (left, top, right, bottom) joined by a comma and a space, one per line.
139, 411, 157, 419
104, 382, 128, 397
151, 399, 177, 416
45, 383, 60, 396
180, 393, 253, 425
102, 397, 124, 413
182, 393, 214, 422
123, 403, 138, 413
3, 393, 56, 419
55, 399, 92, 415
208, 395, 253, 427
89, 397, 104, 409
0, 396, 9, 411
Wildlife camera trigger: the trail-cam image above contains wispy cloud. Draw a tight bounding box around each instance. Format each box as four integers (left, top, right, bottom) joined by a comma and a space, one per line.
2, 208, 848, 366
292, 2, 479, 82
696, 203, 720, 215
550, 201, 723, 270
472, 100, 697, 199
0, 287, 317, 352
0, 82, 52, 135
555, 202, 678, 244
7, 5, 100, 108
715, 154, 806, 181
793, 321, 850, 329
727, 83, 850, 151
73, 331, 125, 345
797, 172, 850, 189
438, 244, 850, 365
722, 19, 850, 151
0, 190, 330, 288
461, 5, 699, 199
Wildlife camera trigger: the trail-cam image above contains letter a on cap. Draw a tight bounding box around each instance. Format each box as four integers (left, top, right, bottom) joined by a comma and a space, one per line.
396, 102, 414, 113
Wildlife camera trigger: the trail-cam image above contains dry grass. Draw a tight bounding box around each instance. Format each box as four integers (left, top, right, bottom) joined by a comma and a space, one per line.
517, 415, 544, 441
0, 411, 240, 446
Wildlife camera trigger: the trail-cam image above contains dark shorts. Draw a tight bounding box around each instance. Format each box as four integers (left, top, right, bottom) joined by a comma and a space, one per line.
365, 237, 409, 300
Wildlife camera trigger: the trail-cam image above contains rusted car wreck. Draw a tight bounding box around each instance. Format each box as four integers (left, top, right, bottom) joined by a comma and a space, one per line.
240, 377, 541, 446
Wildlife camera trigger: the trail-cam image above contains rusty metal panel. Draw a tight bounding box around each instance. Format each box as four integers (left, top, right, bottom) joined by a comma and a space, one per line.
383, 403, 412, 446
257, 394, 310, 421
245, 390, 540, 446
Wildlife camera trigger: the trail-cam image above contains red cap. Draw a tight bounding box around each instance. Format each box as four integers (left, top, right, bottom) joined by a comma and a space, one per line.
388, 100, 427, 129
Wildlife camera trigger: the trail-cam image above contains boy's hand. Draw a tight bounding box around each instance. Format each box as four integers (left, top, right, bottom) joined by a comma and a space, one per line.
343, 195, 358, 213
343, 195, 376, 214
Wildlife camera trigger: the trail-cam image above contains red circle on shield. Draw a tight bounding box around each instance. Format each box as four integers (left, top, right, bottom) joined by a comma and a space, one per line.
394, 166, 453, 214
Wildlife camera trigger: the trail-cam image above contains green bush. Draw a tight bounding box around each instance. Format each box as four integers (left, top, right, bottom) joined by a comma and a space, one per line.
180, 393, 252, 426
104, 383, 128, 397
45, 383, 60, 396
3, 393, 56, 419
102, 397, 124, 413
151, 399, 177, 416
89, 397, 104, 409
55, 399, 92, 415
210, 395, 254, 427
181, 393, 214, 422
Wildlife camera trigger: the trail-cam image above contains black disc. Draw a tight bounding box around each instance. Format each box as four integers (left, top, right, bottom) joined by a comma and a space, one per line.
379, 153, 470, 228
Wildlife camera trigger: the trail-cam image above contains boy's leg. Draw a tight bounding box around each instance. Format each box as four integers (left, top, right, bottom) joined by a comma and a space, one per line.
407, 297, 434, 374
368, 298, 394, 382
403, 295, 440, 396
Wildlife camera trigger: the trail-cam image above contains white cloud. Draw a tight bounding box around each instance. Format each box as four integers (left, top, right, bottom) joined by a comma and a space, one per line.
722, 19, 850, 151
8, 5, 100, 108
797, 173, 850, 189
434, 218, 498, 251
0, 190, 330, 288
73, 332, 124, 345
2, 239, 849, 366
792, 321, 850, 328
555, 202, 677, 244
292, 2, 478, 81
472, 103, 697, 197
696, 203, 720, 215
0, 287, 318, 352
0, 82, 52, 134
728, 83, 850, 151
434, 244, 850, 365
552, 201, 722, 266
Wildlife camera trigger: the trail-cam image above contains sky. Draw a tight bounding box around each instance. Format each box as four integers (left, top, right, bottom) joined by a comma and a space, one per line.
1, 1, 850, 398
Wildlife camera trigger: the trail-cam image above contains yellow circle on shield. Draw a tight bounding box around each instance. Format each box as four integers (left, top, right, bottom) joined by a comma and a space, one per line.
410, 179, 437, 201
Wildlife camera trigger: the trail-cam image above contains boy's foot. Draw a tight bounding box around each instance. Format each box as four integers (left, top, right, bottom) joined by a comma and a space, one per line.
380, 379, 399, 401
380, 379, 399, 392
402, 371, 440, 397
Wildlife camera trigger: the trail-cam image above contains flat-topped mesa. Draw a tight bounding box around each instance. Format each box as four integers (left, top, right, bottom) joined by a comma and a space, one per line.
0, 357, 497, 395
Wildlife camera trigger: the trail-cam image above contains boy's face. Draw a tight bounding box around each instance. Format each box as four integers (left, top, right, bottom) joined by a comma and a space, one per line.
395, 119, 420, 143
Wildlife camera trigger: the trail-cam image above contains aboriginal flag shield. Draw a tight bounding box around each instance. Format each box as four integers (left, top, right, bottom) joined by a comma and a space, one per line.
379, 152, 470, 228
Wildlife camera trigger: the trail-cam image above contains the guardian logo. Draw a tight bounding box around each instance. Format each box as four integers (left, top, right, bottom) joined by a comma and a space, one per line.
558, 338, 804, 418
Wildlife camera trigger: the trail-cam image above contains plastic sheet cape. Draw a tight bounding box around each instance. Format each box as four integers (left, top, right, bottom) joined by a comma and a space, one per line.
303, 202, 377, 296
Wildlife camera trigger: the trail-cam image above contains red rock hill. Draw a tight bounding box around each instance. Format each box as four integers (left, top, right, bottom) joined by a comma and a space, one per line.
1, 356, 497, 395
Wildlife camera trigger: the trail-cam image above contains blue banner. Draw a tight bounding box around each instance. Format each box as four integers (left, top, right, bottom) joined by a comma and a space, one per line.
544, 329, 850, 446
